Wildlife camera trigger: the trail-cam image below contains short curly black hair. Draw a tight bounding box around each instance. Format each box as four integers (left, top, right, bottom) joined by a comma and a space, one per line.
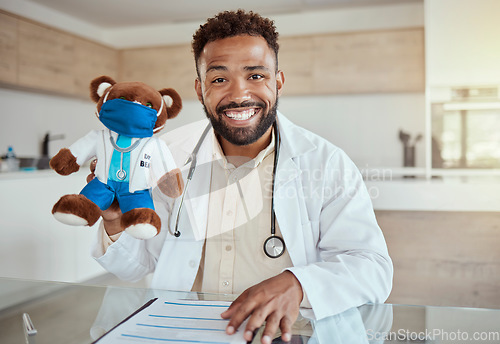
192, 10, 280, 76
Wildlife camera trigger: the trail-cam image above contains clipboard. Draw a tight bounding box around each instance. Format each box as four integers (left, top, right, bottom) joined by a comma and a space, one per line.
91, 297, 252, 344
92, 297, 158, 343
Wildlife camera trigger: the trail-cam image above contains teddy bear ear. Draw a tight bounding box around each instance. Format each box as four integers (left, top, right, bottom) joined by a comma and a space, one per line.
159, 88, 182, 119
90, 76, 116, 103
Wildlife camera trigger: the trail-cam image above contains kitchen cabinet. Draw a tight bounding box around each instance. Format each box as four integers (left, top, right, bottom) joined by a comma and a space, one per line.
119, 44, 197, 101
0, 11, 17, 84
73, 38, 119, 96
312, 29, 424, 94
0, 11, 118, 98
278, 36, 315, 95
280, 28, 425, 95
119, 28, 425, 100
18, 20, 75, 94
1, 10, 425, 99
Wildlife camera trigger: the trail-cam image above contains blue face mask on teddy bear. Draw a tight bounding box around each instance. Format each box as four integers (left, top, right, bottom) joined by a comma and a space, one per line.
99, 98, 158, 138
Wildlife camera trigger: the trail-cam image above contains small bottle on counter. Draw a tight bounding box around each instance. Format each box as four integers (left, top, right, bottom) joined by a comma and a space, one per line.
4, 146, 20, 172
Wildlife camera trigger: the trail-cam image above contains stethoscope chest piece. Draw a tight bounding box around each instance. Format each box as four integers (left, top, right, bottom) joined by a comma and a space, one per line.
116, 169, 127, 180
263, 235, 286, 259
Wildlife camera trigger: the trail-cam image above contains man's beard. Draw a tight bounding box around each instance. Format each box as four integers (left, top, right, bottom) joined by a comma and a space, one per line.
202, 98, 278, 146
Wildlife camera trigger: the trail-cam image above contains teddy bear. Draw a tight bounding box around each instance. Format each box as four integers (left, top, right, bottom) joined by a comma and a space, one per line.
49, 75, 184, 240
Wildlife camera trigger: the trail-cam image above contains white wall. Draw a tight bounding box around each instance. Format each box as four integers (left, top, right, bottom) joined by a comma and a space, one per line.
0, 88, 100, 157
0, 88, 425, 168
279, 93, 425, 168
425, 0, 500, 86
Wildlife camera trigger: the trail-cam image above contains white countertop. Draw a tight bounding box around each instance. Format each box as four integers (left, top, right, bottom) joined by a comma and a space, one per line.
366, 178, 500, 212
2, 169, 500, 212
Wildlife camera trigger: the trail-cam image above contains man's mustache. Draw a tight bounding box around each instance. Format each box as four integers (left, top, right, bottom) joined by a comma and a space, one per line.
216, 101, 266, 113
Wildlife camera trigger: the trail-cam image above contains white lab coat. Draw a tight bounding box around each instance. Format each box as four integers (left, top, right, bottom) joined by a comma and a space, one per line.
69, 129, 176, 192
93, 113, 393, 320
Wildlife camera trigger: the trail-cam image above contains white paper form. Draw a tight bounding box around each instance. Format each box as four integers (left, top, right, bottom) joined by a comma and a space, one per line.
95, 299, 248, 344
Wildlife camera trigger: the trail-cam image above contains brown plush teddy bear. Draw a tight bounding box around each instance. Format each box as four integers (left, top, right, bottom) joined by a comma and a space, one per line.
50, 75, 184, 240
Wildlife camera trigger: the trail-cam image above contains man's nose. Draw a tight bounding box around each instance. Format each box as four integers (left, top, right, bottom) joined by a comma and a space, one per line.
228, 79, 251, 103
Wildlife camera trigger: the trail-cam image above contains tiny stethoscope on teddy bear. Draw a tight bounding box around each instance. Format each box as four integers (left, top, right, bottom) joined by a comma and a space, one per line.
168, 122, 286, 259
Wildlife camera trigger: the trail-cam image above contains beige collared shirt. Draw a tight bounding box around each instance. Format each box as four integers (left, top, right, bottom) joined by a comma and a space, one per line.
191, 131, 294, 294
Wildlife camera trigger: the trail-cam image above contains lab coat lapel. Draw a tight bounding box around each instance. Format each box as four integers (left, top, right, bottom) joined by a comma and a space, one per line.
274, 113, 316, 267
179, 126, 213, 242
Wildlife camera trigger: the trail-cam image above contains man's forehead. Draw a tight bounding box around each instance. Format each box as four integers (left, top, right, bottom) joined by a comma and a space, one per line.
199, 36, 276, 72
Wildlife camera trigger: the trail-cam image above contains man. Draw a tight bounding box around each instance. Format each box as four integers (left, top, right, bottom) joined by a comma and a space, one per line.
91, 10, 393, 344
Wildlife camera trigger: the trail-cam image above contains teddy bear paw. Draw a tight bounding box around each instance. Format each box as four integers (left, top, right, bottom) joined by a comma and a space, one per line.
52, 194, 101, 226
121, 208, 161, 240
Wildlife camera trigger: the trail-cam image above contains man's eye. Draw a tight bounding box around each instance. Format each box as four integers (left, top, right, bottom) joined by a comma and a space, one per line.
250, 74, 263, 80
146, 102, 153, 108
212, 78, 225, 83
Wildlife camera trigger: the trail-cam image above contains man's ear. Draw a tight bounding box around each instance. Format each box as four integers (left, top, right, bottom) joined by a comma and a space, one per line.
90, 76, 116, 103
195, 78, 204, 104
276, 70, 285, 97
158, 88, 182, 119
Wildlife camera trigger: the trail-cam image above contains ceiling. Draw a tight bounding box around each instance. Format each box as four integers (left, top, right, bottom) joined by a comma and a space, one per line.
24, 0, 418, 28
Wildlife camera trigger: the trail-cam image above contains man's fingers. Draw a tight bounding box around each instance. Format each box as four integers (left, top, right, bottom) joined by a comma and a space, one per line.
279, 316, 293, 342
86, 159, 97, 183
225, 301, 258, 337
260, 312, 280, 344
86, 173, 95, 183
221, 290, 248, 319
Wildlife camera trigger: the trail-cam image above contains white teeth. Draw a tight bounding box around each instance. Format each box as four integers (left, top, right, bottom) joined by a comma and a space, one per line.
224, 109, 256, 121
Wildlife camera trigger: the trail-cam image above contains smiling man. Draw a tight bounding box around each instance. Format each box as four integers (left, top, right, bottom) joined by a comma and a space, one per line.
92, 10, 393, 344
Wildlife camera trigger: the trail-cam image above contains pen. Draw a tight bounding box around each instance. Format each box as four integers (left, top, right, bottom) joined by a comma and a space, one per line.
23, 313, 37, 344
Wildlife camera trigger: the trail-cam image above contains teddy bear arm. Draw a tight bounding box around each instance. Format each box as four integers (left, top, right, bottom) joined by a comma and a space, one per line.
50, 148, 80, 175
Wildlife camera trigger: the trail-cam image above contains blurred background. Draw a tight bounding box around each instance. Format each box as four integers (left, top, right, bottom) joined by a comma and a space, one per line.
1, 0, 499, 310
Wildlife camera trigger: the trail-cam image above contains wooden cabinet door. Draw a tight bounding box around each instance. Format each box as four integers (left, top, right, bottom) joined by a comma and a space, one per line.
73, 38, 119, 98
18, 20, 75, 94
120, 44, 197, 100
0, 12, 18, 84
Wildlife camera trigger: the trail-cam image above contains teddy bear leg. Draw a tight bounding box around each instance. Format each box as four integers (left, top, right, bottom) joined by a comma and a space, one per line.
52, 194, 101, 227
121, 208, 161, 240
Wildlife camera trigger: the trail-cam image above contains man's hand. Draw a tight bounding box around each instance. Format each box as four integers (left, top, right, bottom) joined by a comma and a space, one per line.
87, 159, 123, 236
221, 271, 303, 344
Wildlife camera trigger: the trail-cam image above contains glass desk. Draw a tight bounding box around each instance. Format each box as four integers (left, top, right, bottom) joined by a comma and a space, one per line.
1, 277, 499, 344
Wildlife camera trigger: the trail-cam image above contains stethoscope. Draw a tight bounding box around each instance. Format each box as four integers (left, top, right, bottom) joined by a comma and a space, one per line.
169, 122, 286, 259
109, 134, 142, 181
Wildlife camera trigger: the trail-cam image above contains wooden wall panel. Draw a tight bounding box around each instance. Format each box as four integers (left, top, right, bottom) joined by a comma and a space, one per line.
0, 12, 18, 84
280, 28, 425, 95
120, 28, 425, 99
278, 36, 315, 96
17, 20, 75, 94
119, 44, 197, 101
376, 210, 500, 309
2, 9, 424, 99
73, 38, 119, 97
313, 29, 425, 94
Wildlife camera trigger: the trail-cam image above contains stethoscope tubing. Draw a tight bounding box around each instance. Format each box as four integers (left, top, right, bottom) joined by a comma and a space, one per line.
169, 121, 286, 258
